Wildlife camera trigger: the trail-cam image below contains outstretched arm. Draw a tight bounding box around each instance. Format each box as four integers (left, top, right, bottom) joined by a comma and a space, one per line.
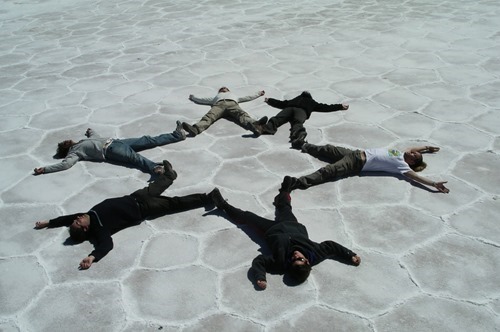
404, 170, 450, 193
314, 102, 349, 113
237, 90, 265, 103
188, 94, 214, 105
407, 146, 440, 153
251, 254, 276, 290
319, 240, 361, 265
34, 154, 80, 174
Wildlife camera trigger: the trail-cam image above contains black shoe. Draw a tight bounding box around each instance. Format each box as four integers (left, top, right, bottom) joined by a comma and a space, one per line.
257, 116, 268, 125
249, 122, 263, 136
209, 188, 227, 209
291, 138, 306, 150
162, 160, 177, 180
280, 175, 294, 193
182, 122, 198, 137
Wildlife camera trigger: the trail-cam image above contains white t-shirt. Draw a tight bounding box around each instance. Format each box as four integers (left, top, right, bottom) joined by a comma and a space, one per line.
361, 148, 411, 174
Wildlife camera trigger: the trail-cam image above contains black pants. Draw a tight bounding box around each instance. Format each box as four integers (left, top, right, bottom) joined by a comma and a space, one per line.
131, 175, 210, 218
221, 192, 297, 234
263, 107, 308, 140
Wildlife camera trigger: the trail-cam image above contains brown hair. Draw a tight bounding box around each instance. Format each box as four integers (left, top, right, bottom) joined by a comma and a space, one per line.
69, 225, 88, 243
56, 141, 74, 158
289, 264, 312, 283
410, 157, 427, 172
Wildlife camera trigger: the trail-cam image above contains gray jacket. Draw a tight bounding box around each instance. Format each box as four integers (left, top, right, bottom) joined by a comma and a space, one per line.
43, 129, 111, 173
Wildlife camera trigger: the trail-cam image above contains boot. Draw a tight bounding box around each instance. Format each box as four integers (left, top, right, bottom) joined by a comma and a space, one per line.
208, 188, 228, 209
257, 116, 268, 125
182, 122, 199, 137
162, 160, 177, 180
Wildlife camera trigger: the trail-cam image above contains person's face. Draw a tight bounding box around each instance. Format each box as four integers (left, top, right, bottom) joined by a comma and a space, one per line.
291, 250, 310, 267
405, 151, 422, 166
70, 214, 90, 232
218, 87, 229, 93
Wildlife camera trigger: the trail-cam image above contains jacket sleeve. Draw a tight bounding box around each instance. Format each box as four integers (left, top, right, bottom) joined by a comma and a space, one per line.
251, 254, 277, 282
89, 228, 114, 262
313, 102, 345, 113
48, 214, 81, 228
237, 91, 262, 103
265, 98, 288, 109
42, 153, 80, 173
318, 240, 356, 260
189, 95, 215, 105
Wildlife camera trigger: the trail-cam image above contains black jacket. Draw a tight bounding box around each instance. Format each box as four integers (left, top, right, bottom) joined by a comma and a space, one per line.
266, 91, 344, 119
251, 221, 356, 281
48, 195, 142, 262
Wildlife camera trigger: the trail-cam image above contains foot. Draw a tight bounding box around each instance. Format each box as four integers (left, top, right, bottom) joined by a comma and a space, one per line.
182, 122, 198, 137
249, 122, 263, 136
162, 160, 177, 180
173, 120, 187, 140
291, 138, 306, 150
208, 188, 227, 209
257, 116, 268, 125
153, 165, 165, 175
280, 175, 294, 193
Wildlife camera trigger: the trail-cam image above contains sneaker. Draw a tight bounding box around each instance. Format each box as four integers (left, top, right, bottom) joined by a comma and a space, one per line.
291, 138, 306, 150
209, 188, 227, 209
173, 120, 187, 140
162, 160, 177, 180
257, 116, 268, 125
280, 175, 294, 193
153, 165, 165, 175
182, 122, 198, 137
249, 122, 263, 136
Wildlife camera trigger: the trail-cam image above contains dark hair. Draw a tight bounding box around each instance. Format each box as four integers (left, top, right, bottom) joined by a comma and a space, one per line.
56, 141, 73, 158
289, 264, 312, 284
410, 157, 427, 172
69, 226, 88, 243
301, 91, 312, 98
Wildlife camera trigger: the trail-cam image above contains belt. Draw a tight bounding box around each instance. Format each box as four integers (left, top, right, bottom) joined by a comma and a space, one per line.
102, 138, 114, 158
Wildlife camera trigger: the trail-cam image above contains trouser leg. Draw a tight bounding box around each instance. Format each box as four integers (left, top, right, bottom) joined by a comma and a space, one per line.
225, 102, 256, 131
194, 103, 226, 133
139, 192, 211, 218
274, 192, 298, 223
220, 202, 275, 233
118, 132, 182, 151
289, 108, 308, 140
294, 150, 364, 189
262, 107, 295, 134
105, 141, 157, 174
304, 144, 354, 162
131, 174, 173, 198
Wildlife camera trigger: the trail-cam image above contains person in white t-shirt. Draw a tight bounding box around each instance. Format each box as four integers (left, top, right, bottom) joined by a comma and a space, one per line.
283, 143, 449, 193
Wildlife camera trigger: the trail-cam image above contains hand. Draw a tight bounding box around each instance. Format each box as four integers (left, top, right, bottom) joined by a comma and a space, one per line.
256, 279, 267, 290
259, 90, 265, 96
352, 255, 361, 266
85, 128, 92, 137
33, 167, 45, 175
427, 146, 440, 153
35, 221, 49, 229
433, 181, 450, 193
79, 256, 95, 270
264, 98, 269, 103
342, 104, 349, 110
188, 94, 194, 100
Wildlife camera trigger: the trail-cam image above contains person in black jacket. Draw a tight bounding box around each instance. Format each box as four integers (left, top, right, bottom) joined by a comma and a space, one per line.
34, 160, 218, 270
210, 178, 360, 290
253, 91, 349, 148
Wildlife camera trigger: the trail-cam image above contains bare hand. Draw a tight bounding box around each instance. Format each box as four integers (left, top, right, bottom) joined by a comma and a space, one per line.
264, 98, 269, 103
427, 146, 440, 153
434, 181, 450, 193
33, 167, 45, 175
79, 256, 95, 270
188, 94, 194, 100
352, 255, 361, 266
85, 128, 92, 137
257, 279, 267, 290
35, 221, 49, 229
342, 104, 349, 110
259, 90, 265, 96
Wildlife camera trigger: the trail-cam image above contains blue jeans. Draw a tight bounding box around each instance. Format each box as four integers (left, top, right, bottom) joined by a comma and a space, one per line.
105, 133, 181, 174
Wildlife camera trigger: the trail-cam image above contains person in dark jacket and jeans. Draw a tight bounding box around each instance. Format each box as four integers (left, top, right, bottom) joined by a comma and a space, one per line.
210, 178, 360, 290
34, 161, 218, 270
253, 91, 349, 148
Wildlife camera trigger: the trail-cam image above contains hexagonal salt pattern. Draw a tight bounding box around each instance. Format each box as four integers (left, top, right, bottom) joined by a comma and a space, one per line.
1, 0, 499, 331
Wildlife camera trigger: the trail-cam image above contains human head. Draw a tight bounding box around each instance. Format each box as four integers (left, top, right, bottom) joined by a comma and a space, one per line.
218, 87, 230, 93
288, 250, 312, 283
69, 214, 90, 242
404, 151, 427, 172
300, 91, 312, 98
56, 140, 76, 158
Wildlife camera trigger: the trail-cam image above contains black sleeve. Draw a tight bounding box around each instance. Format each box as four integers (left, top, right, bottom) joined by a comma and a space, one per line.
317, 240, 356, 260
314, 102, 345, 113
266, 98, 288, 109
251, 254, 278, 282
88, 227, 114, 262
48, 214, 81, 228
